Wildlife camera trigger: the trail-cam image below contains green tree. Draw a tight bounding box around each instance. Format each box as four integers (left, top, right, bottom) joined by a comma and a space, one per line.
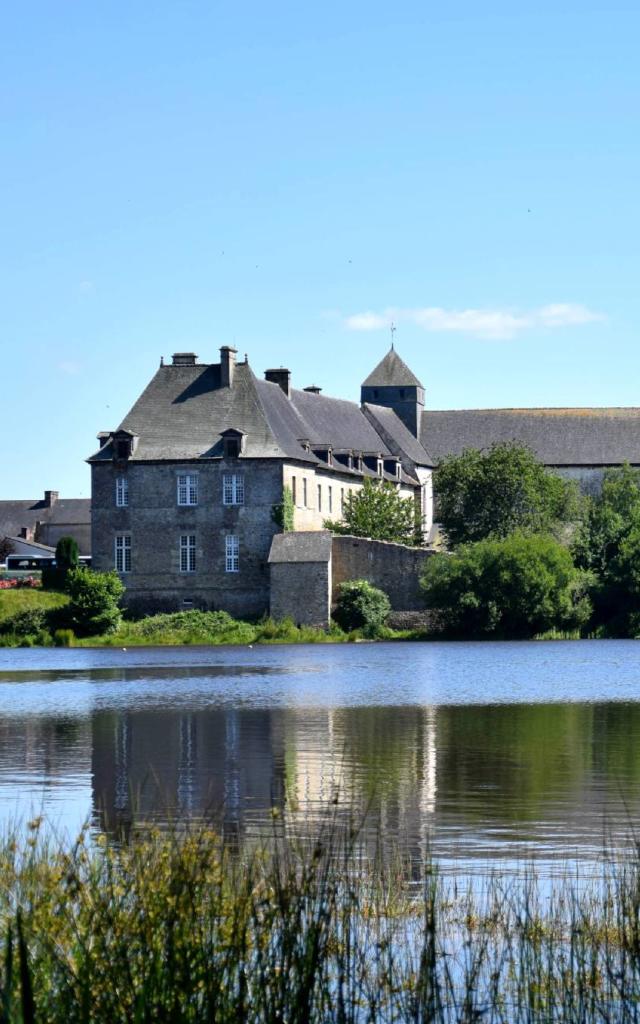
573, 466, 640, 634
324, 479, 420, 545
333, 579, 391, 636
56, 536, 79, 570
434, 442, 579, 548
421, 532, 592, 638
64, 568, 125, 636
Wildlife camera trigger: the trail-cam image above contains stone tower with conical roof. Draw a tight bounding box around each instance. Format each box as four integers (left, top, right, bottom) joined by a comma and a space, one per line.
360, 348, 425, 437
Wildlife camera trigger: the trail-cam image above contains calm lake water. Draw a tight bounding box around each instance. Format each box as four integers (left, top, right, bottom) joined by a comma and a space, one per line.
1, 640, 640, 877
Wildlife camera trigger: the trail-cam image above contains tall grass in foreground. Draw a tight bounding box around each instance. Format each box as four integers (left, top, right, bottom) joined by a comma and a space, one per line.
3, 820, 640, 1021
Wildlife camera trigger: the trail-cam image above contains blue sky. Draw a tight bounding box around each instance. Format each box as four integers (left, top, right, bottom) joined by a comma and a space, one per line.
1, 1, 639, 498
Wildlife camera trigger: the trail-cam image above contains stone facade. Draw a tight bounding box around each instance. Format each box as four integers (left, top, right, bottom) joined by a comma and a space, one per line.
282, 462, 416, 532
91, 458, 283, 616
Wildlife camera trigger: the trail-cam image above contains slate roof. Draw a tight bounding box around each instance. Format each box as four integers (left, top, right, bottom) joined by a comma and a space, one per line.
421, 408, 640, 466
89, 362, 286, 462
363, 403, 434, 467
0, 499, 91, 539
362, 348, 423, 388
5, 536, 56, 554
89, 360, 411, 484
268, 530, 333, 564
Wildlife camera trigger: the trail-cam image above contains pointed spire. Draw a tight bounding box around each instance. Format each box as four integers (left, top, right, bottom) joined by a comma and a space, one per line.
361, 348, 423, 388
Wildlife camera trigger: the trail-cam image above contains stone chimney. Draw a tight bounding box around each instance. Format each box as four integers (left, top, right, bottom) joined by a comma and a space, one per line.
220, 346, 237, 387
265, 368, 291, 397
172, 353, 197, 366
43, 491, 59, 507
19, 526, 34, 540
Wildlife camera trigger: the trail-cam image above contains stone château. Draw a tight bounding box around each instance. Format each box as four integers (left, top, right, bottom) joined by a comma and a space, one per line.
89, 345, 640, 618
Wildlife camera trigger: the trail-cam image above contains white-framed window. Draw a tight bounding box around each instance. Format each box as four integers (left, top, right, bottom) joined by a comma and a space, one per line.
115, 475, 129, 507
328, 486, 333, 514
317, 484, 322, 512
114, 534, 131, 573
225, 534, 239, 573
223, 474, 244, 505
177, 474, 198, 506
180, 534, 196, 573
303, 478, 308, 507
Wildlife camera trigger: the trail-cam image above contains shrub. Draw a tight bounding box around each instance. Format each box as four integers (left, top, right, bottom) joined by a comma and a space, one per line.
53, 628, 75, 647
0, 608, 52, 646
63, 568, 125, 636
333, 580, 391, 637
421, 532, 593, 639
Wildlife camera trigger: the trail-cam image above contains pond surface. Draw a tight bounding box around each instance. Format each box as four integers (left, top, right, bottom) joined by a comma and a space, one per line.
1, 640, 640, 877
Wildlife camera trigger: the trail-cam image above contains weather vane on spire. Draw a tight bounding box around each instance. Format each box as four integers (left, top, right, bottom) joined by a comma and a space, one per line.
390, 322, 396, 349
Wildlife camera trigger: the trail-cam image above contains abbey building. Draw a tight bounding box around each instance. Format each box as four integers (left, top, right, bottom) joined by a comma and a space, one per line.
88, 345, 640, 617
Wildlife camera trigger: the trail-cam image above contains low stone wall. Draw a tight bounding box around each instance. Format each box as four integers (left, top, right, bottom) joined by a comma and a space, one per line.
331, 536, 433, 611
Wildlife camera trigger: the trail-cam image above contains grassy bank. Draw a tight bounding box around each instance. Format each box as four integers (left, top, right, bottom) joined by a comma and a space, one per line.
2, 820, 640, 1021
0, 588, 69, 624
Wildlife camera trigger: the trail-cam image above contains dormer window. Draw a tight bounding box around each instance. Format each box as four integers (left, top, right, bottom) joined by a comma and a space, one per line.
377, 459, 384, 478
112, 430, 137, 462
220, 428, 246, 460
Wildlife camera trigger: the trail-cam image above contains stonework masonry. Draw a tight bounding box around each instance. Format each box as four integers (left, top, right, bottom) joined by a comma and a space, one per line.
91, 459, 284, 616
270, 560, 332, 628
331, 535, 434, 611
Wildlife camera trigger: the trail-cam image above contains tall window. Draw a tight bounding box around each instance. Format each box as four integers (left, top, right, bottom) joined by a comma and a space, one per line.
223, 474, 244, 505
177, 474, 198, 506
225, 534, 239, 573
291, 476, 297, 505
328, 486, 333, 514
302, 478, 308, 507
317, 484, 322, 512
340, 488, 345, 514
114, 534, 131, 573
115, 476, 129, 507
180, 534, 196, 573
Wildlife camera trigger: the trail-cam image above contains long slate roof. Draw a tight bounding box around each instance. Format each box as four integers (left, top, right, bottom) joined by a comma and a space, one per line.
421, 408, 640, 466
0, 498, 91, 539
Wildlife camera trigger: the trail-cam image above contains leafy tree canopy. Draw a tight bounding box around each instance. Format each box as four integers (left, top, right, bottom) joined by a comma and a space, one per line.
421, 532, 593, 639
434, 442, 580, 548
324, 479, 420, 545
573, 466, 640, 634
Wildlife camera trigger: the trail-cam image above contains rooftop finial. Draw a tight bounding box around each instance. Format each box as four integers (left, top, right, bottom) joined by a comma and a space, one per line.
160, 355, 164, 367
390, 322, 396, 349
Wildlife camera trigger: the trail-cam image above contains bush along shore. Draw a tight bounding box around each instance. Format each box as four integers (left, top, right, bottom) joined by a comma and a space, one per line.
0, 586, 419, 648
3, 818, 640, 1021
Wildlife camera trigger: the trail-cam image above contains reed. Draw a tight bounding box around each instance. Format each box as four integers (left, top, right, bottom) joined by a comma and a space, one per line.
1, 818, 640, 1021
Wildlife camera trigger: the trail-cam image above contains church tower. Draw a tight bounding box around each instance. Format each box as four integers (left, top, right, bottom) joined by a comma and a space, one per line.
360, 348, 425, 437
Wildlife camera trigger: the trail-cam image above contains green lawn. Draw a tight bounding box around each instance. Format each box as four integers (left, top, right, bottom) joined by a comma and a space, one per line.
0, 588, 69, 624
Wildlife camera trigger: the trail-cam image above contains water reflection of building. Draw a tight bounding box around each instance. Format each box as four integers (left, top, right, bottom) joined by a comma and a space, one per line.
91, 709, 287, 837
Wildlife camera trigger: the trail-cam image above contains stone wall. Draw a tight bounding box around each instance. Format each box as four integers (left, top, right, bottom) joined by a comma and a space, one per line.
331, 535, 433, 611
270, 561, 331, 628
91, 459, 283, 616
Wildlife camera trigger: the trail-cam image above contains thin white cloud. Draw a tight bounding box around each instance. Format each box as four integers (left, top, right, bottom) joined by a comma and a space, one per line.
344, 304, 604, 340
57, 360, 82, 375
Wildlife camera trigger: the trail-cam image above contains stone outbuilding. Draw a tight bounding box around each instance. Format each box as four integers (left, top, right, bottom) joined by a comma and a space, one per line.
268, 531, 333, 628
